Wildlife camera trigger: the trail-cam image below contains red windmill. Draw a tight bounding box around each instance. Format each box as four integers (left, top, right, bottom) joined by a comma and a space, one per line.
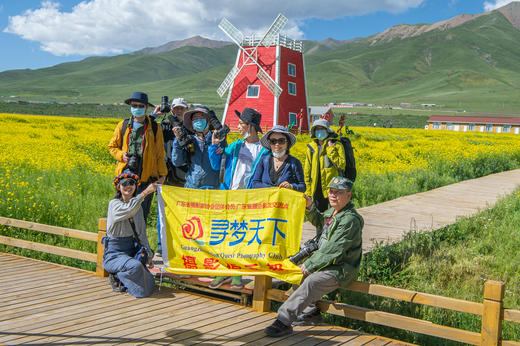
217, 14, 309, 132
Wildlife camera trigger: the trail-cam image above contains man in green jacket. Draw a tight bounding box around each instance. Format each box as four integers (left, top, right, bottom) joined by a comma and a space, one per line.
264, 176, 364, 337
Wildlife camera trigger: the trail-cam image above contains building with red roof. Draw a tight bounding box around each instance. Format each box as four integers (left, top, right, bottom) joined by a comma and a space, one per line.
426, 115, 520, 134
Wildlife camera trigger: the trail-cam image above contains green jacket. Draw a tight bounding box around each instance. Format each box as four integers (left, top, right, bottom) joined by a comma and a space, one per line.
303, 202, 363, 287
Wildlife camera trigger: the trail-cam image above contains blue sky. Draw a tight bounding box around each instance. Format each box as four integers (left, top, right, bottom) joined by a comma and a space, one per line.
0, 0, 515, 72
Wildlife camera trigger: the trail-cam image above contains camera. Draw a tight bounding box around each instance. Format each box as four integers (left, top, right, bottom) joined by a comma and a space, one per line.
171, 116, 194, 148
207, 110, 230, 139
289, 237, 319, 264
160, 96, 171, 113
125, 152, 142, 176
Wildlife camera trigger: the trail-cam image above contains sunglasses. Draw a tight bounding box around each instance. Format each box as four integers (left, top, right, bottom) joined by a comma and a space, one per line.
121, 180, 136, 187
269, 138, 287, 145
130, 104, 146, 108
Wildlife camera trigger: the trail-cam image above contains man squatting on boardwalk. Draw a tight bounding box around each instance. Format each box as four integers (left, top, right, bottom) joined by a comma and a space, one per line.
264, 176, 364, 337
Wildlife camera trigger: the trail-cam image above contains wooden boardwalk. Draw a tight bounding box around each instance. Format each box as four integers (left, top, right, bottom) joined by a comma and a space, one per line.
0, 253, 413, 345
302, 169, 520, 251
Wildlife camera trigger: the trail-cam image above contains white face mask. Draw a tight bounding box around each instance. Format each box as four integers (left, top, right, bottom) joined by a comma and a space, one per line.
243, 131, 250, 140
272, 150, 286, 158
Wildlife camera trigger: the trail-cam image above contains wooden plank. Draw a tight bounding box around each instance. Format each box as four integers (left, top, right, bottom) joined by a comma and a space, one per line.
345, 281, 483, 316
480, 281, 504, 346
277, 326, 337, 346
9, 289, 186, 345
0, 252, 96, 275
308, 329, 361, 346
253, 275, 272, 312
316, 301, 481, 345
502, 341, 520, 346
96, 230, 107, 277
504, 308, 520, 323
0, 235, 97, 262
0, 216, 97, 241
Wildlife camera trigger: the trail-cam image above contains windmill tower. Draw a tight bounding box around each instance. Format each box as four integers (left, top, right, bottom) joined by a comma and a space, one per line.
217, 14, 309, 133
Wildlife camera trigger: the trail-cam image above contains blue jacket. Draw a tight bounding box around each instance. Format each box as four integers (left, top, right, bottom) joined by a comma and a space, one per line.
251, 154, 306, 192
208, 139, 270, 190
171, 132, 219, 189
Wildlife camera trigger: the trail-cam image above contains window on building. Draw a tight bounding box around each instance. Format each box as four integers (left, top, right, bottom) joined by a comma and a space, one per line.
446, 122, 452, 130
504, 125, 511, 132
288, 82, 296, 95
433, 122, 441, 129
289, 112, 297, 125
469, 123, 476, 131
480, 125, 485, 132
246, 85, 260, 98
486, 124, 493, 132
288, 63, 296, 77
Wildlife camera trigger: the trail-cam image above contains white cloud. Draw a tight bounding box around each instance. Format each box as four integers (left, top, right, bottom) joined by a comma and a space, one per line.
484, 0, 515, 11
4, 0, 424, 56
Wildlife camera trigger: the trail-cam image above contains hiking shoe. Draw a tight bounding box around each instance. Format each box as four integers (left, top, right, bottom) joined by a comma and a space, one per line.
209, 276, 231, 289
264, 319, 293, 337
293, 309, 323, 326
108, 273, 126, 293
230, 276, 243, 289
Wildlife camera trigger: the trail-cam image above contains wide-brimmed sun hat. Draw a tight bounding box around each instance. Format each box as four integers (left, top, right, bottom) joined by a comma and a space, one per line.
113, 172, 140, 187
310, 118, 335, 138
234, 108, 263, 133
124, 92, 154, 107
260, 125, 297, 150
183, 105, 210, 132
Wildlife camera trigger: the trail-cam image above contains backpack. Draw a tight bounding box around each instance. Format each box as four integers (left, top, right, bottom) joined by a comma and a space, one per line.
307, 136, 356, 182
121, 116, 158, 141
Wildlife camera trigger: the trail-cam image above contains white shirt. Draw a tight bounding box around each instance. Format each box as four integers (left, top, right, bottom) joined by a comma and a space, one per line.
230, 141, 263, 190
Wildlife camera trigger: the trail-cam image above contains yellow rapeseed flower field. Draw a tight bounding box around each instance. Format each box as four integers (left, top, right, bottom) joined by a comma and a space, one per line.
2, 113, 520, 178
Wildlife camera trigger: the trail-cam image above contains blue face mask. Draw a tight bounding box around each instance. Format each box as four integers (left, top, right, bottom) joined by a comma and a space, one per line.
192, 118, 207, 132
315, 129, 328, 140
131, 107, 146, 117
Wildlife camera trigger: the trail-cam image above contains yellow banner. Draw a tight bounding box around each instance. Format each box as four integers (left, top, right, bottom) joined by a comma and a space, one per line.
157, 186, 305, 284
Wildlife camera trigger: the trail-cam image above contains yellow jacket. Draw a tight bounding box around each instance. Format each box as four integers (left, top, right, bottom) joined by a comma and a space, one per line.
108, 117, 168, 182
304, 139, 346, 198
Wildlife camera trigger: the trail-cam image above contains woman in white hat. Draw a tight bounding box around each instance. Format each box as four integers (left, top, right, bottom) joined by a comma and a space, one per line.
251, 125, 305, 192
304, 118, 346, 212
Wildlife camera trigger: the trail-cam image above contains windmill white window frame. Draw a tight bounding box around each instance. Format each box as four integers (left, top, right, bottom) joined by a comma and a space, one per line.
288, 82, 297, 96
246, 85, 260, 98
288, 63, 296, 77
289, 112, 297, 125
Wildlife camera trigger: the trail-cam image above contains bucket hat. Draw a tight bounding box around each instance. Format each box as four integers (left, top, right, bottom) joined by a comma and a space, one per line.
171, 97, 188, 109
260, 125, 297, 150
183, 105, 210, 132
310, 118, 335, 138
234, 108, 263, 133
124, 92, 154, 107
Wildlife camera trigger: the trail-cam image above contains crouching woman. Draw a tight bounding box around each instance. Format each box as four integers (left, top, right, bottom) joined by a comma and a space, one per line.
103, 173, 157, 297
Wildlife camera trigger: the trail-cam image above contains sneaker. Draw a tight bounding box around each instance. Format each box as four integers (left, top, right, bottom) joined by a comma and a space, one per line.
108, 273, 126, 293
208, 276, 231, 289
292, 309, 323, 326
155, 250, 162, 258
264, 319, 293, 337
230, 276, 243, 289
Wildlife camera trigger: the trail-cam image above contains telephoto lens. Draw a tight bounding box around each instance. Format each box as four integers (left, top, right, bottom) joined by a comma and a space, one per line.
160, 96, 171, 113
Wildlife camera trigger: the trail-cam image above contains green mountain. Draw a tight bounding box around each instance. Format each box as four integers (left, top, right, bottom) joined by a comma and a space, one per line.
2, 3, 520, 111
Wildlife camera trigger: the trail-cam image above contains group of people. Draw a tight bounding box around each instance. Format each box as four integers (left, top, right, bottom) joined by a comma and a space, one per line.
103, 91, 364, 338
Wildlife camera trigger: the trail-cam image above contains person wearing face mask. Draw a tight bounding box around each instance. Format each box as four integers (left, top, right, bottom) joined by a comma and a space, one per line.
251, 125, 305, 192
171, 105, 220, 189
304, 118, 346, 212
108, 92, 167, 223
207, 108, 270, 289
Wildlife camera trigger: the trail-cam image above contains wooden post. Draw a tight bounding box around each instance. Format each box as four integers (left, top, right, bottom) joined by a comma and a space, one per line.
480, 280, 505, 346
252, 275, 272, 312
96, 218, 108, 277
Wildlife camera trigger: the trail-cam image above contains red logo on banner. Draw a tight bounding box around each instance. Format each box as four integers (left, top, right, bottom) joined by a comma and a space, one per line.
182, 216, 204, 240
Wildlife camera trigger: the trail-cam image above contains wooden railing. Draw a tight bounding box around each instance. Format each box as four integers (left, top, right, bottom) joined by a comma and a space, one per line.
2, 215, 519, 345
253, 275, 520, 346
0, 216, 107, 277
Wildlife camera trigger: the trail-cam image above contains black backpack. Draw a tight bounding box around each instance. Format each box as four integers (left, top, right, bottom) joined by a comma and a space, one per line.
121, 116, 158, 141
307, 136, 356, 182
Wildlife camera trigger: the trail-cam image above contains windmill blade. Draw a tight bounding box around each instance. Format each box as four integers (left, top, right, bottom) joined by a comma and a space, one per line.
218, 18, 244, 46
217, 65, 241, 97
257, 67, 282, 97
257, 13, 288, 47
